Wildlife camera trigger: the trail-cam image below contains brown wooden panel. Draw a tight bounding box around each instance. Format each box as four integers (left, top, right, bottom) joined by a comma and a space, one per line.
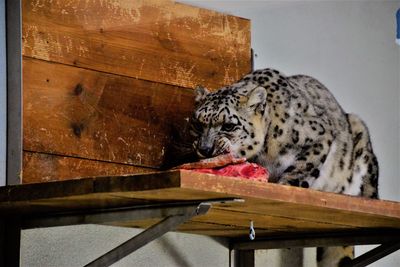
23, 58, 194, 168
22, 151, 154, 184
1, 171, 400, 239
22, 0, 251, 90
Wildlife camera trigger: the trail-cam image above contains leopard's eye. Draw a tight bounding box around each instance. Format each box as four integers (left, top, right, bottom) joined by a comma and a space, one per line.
221, 123, 236, 132
191, 119, 203, 133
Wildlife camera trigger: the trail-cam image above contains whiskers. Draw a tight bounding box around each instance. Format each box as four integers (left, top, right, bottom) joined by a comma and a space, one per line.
214, 138, 232, 156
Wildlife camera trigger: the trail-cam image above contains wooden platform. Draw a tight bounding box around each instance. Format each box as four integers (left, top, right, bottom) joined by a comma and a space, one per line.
1, 170, 399, 240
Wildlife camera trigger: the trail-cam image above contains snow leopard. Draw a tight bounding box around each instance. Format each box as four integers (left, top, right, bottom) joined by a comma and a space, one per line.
190, 68, 379, 267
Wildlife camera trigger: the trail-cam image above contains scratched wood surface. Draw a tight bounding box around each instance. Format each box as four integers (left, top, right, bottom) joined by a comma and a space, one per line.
21, 0, 251, 183
1, 171, 400, 238
22, 151, 154, 184
23, 58, 194, 172
22, 0, 251, 90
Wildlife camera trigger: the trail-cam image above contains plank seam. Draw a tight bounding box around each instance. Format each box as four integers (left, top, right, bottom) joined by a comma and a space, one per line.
23, 150, 158, 170
22, 56, 197, 92
211, 207, 356, 228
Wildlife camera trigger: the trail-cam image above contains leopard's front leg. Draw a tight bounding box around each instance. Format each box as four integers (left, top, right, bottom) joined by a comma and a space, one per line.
277, 139, 331, 188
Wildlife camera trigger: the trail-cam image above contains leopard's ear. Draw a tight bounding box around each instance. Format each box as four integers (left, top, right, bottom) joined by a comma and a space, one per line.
247, 87, 267, 114
194, 85, 209, 103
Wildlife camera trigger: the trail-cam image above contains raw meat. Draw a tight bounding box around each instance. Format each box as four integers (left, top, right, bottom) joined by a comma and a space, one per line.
175, 154, 269, 182
193, 162, 269, 182
176, 153, 246, 169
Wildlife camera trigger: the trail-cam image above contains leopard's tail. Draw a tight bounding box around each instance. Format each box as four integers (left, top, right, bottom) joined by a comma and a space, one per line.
317, 114, 379, 267
346, 113, 379, 199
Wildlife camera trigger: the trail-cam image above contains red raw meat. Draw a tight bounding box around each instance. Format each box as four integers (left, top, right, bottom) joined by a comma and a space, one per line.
193, 162, 269, 182
175, 153, 269, 182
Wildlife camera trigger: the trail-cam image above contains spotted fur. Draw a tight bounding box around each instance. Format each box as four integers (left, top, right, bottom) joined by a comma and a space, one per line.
190, 68, 379, 266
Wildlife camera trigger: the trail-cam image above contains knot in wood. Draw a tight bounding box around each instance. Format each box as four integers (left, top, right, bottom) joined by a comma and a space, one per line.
74, 84, 84, 95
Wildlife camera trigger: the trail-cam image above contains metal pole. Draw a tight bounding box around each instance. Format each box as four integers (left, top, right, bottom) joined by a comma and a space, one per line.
342, 241, 400, 267
234, 250, 255, 267
0, 218, 21, 267
84, 203, 211, 267
6, 0, 22, 185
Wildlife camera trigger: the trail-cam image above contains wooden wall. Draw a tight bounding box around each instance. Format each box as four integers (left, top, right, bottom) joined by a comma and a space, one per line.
21, 0, 251, 183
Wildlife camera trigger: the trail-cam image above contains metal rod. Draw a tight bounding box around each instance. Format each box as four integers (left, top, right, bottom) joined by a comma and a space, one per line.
84, 203, 211, 267
5, 0, 22, 185
231, 231, 400, 250
342, 241, 400, 267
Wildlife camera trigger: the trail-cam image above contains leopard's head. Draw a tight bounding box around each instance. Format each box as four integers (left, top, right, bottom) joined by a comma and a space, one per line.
190, 82, 269, 159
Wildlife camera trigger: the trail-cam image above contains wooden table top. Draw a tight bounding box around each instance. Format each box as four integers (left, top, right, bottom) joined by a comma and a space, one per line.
1, 170, 399, 239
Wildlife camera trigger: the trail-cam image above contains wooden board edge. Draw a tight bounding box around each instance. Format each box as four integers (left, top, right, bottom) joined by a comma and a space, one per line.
179, 170, 400, 219
0, 171, 183, 202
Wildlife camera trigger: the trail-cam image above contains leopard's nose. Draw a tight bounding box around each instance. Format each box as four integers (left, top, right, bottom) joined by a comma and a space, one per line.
198, 144, 214, 158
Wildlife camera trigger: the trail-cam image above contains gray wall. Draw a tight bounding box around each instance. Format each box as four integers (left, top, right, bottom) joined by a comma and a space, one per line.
182, 0, 400, 203
22, 225, 230, 267
181, 1, 400, 266
0, 0, 6, 186
12, 1, 400, 266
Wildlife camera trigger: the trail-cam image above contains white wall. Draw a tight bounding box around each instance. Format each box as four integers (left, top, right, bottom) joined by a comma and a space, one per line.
18, 1, 400, 267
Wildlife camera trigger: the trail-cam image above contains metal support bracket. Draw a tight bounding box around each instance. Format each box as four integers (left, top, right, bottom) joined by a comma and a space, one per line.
84, 203, 211, 267
20, 198, 240, 267
231, 231, 400, 267
342, 241, 400, 267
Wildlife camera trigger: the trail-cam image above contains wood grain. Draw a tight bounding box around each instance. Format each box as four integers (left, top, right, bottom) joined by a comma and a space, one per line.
22, 0, 251, 90
1, 171, 400, 239
180, 171, 400, 227
109, 218, 339, 238
22, 151, 154, 184
23, 58, 194, 169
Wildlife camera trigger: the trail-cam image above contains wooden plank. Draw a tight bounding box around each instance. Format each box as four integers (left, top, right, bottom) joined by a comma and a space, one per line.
22, 151, 153, 184
0, 171, 182, 214
180, 171, 400, 228
193, 207, 350, 231
109, 207, 351, 234
110, 219, 255, 237
23, 58, 195, 169
22, 0, 251, 90
0, 171, 399, 239
180, 171, 400, 218
108, 188, 400, 229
